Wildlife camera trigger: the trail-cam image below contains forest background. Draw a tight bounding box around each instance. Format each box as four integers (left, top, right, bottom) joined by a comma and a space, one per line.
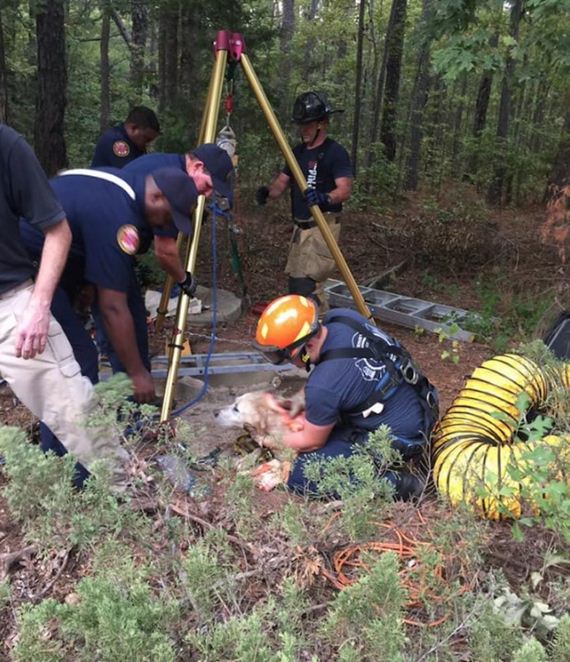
2, 1, 570, 660
1, 0, 569, 206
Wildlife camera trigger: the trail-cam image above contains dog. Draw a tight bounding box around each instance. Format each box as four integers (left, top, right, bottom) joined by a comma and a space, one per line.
215, 389, 305, 490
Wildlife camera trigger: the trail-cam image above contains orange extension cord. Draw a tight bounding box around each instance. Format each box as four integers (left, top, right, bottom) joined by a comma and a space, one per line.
320, 513, 471, 628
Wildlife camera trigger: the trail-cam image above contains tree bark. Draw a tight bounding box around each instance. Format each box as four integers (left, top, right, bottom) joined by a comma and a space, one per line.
160, 2, 179, 112
487, 0, 523, 205
351, 0, 367, 174
279, 0, 295, 117
0, 9, 8, 123
34, 0, 67, 175
403, 0, 432, 191
99, 3, 110, 133
130, 0, 148, 102
379, 0, 407, 162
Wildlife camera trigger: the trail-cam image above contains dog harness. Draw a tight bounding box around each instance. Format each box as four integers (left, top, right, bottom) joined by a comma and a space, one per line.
317, 314, 439, 427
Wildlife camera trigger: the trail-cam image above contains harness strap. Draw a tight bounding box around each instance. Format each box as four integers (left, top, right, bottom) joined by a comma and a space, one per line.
318, 314, 438, 423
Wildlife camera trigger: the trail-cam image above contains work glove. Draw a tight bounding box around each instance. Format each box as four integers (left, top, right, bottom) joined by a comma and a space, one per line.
304, 187, 332, 209
178, 271, 197, 298
255, 186, 270, 206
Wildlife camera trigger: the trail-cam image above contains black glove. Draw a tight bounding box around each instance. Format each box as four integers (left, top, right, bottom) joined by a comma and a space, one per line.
178, 271, 197, 298
255, 186, 270, 206
304, 187, 332, 209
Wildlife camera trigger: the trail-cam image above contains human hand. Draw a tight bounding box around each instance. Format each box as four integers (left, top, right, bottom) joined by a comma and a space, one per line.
131, 369, 156, 404
15, 300, 50, 359
304, 187, 331, 208
178, 271, 197, 298
255, 186, 270, 206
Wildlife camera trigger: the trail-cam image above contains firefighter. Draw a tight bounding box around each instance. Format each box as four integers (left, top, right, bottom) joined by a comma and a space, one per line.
255, 92, 353, 310
254, 295, 439, 498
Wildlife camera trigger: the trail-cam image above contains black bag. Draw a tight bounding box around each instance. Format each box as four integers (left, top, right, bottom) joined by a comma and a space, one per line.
543, 312, 570, 360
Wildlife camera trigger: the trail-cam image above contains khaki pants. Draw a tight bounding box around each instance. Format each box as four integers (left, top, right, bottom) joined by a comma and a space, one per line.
0, 282, 128, 487
285, 216, 341, 309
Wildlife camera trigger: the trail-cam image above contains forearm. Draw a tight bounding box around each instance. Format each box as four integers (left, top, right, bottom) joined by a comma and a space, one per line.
282, 428, 327, 453
33, 221, 72, 307
268, 173, 290, 199
328, 177, 352, 205
154, 236, 185, 282
100, 299, 147, 377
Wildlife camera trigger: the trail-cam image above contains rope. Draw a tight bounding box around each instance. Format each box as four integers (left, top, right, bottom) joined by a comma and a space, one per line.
170, 202, 227, 418
320, 518, 473, 628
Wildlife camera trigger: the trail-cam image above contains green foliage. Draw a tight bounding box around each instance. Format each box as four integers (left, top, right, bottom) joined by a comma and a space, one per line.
511, 638, 548, 662
14, 545, 178, 662
321, 552, 407, 660
551, 614, 570, 661
0, 579, 10, 608
0, 425, 149, 550
468, 602, 524, 661
302, 425, 399, 540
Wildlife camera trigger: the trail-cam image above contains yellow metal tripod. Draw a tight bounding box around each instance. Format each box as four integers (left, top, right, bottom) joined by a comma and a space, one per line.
160, 30, 372, 422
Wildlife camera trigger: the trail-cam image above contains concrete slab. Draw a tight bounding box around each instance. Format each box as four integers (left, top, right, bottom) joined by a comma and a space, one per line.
145, 285, 242, 327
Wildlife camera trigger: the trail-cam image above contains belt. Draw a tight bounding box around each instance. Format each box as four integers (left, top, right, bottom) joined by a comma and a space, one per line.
294, 215, 340, 230
0, 279, 33, 300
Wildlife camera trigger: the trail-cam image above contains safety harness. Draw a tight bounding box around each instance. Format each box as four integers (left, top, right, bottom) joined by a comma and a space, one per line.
317, 314, 439, 427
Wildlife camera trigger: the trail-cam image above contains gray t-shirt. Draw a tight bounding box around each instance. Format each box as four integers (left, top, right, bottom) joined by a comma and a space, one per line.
0, 125, 66, 293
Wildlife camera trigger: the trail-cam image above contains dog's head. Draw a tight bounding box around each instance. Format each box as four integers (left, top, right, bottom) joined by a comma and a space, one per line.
214, 392, 271, 431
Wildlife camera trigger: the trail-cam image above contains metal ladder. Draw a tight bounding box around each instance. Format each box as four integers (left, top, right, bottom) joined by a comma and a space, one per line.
151, 351, 294, 379
324, 279, 483, 342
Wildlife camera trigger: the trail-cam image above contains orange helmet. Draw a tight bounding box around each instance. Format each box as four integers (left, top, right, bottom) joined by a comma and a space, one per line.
255, 295, 319, 364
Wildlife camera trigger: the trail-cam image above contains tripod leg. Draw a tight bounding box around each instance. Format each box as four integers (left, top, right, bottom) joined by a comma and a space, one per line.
239, 52, 373, 322
160, 43, 229, 422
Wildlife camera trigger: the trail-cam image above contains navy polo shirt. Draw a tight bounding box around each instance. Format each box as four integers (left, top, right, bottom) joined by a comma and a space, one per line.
123, 152, 185, 175
305, 308, 424, 439
282, 138, 353, 220
20, 169, 149, 293
90, 124, 146, 169
124, 153, 185, 239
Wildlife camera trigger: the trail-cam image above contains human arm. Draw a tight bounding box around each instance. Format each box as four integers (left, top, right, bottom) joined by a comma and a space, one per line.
280, 419, 334, 452
97, 286, 155, 403
16, 220, 72, 359
153, 235, 185, 283
256, 172, 290, 205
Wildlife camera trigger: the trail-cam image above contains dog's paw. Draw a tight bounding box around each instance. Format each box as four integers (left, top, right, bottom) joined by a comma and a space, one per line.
250, 460, 291, 491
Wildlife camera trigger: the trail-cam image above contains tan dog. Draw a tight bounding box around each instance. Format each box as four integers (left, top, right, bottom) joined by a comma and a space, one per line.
215, 390, 305, 490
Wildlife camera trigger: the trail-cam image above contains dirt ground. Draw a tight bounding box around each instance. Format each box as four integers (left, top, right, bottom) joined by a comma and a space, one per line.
1, 189, 569, 654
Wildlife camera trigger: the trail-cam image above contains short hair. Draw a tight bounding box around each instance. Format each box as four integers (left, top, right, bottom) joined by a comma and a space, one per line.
125, 106, 160, 133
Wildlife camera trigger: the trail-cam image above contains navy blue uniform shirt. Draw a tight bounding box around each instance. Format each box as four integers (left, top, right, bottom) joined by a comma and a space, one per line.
282, 138, 353, 220
124, 153, 185, 239
90, 124, 146, 169
20, 169, 150, 293
305, 308, 425, 439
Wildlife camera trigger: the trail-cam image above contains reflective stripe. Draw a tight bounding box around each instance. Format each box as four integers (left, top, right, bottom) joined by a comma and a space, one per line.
59, 169, 136, 200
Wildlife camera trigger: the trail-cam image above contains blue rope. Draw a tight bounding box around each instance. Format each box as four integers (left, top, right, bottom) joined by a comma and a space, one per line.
170, 202, 228, 418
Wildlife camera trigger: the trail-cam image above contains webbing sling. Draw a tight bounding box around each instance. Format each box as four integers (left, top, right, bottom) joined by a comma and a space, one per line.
318, 314, 437, 420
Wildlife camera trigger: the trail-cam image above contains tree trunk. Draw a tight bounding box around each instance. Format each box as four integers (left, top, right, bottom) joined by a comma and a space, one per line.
279, 0, 295, 117
451, 73, 468, 171
161, 2, 179, 111
0, 9, 8, 123
34, 0, 67, 175
546, 90, 570, 196
99, 4, 110, 133
379, 0, 407, 162
179, 1, 199, 141
403, 0, 432, 191
350, 0, 367, 174
487, 0, 523, 205
130, 0, 148, 102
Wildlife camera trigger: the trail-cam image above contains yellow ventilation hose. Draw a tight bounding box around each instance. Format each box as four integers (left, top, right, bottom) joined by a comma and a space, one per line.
432, 354, 570, 519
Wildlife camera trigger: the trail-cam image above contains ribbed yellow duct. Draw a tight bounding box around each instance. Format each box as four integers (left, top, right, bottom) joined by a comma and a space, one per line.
432, 354, 570, 519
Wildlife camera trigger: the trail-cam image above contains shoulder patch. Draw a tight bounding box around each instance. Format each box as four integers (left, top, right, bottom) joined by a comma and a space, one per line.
113, 140, 130, 158
116, 224, 140, 255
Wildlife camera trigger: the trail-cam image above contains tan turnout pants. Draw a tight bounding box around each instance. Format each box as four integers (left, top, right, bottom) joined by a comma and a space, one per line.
285, 215, 341, 310
0, 281, 128, 488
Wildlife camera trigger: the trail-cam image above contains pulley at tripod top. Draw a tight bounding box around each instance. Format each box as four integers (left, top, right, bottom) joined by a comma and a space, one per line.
216, 124, 237, 159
